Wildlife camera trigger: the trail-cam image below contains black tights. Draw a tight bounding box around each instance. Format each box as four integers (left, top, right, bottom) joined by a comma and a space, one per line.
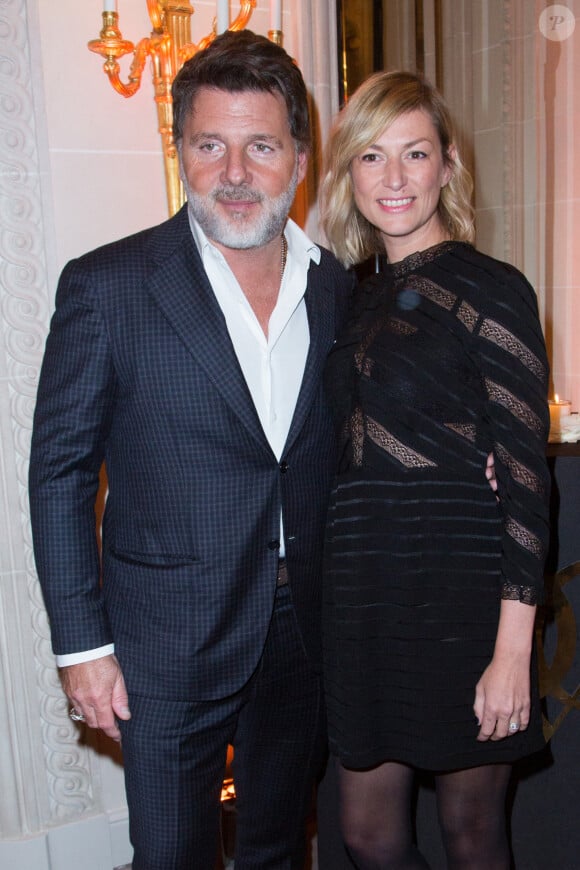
338, 760, 512, 869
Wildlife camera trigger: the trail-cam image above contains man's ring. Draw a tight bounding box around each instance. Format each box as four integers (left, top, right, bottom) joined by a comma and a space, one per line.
509, 721, 519, 732
69, 707, 86, 722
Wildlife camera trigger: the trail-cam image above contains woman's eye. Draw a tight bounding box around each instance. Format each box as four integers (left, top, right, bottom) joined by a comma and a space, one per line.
408, 150, 427, 159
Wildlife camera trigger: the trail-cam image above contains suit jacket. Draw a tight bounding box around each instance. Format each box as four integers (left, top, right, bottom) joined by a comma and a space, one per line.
29, 205, 353, 700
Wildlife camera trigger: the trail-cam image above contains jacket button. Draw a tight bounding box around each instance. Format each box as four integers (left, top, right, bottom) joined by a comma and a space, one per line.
268, 540, 280, 551
279, 461, 288, 473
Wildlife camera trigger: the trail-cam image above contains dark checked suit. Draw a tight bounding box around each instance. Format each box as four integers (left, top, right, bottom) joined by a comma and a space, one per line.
29, 204, 352, 869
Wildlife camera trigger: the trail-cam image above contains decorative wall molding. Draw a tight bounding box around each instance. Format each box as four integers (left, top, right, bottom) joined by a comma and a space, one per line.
0, 0, 96, 837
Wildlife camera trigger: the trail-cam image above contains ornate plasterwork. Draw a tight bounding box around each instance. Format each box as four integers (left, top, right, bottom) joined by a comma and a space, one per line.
0, 0, 95, 828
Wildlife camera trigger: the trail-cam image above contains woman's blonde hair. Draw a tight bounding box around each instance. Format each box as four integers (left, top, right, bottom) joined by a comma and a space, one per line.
320, 71, 475, 266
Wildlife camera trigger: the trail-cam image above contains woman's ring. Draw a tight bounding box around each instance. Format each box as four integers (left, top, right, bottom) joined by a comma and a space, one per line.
69, 707, 86, 722
509, 721, 519, 732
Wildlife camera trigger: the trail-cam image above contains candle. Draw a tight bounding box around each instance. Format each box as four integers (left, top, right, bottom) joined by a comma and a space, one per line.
270, 0, 282, 32
103, 0, 117, 11
548, 394, 571, 431
217, 0, 229, 33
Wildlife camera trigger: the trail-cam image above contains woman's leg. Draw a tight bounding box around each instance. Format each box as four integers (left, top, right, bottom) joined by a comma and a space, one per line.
338, 760, 430, 869
435, 763, 512, 870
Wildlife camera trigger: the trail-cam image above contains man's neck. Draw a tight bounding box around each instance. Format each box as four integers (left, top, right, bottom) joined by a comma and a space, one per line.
220, 235, 287, 336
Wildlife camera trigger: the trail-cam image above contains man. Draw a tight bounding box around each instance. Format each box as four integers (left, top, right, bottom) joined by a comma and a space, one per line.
29, 30, 352, 870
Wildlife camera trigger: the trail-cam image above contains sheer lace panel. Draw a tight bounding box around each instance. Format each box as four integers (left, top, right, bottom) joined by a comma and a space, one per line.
479, 318, 545, 381
350, 406, 364, 466
445, 422, 477, 442
355, 318, 386, 374
495, 443, 546, 496
501, 581, 538, 606
389, 240, 458, 277
484, 379, 544, 436
505, 516, 544, 559
456, 301, 479, 332
410, 276, 456, 311
389, 317, 417, 336
366, 416, 437, 468
360, 356, 374, 377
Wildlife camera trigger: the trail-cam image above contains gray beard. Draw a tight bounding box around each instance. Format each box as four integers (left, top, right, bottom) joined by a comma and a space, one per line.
182, 162, 299, 250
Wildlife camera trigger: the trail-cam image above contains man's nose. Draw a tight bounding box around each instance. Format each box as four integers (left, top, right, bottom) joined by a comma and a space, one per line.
222, 148, 251, 185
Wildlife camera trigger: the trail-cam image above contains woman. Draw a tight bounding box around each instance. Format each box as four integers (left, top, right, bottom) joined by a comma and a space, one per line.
320, 71, 550, 869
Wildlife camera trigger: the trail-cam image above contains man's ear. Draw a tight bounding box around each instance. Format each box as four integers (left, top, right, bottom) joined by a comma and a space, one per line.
296, 149, 308, 185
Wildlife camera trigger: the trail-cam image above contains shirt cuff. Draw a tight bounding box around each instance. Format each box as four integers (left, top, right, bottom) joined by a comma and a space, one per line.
56, 644, 115, 668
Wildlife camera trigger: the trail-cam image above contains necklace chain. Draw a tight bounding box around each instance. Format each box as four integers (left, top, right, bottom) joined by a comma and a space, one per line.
280, 235, 288, 283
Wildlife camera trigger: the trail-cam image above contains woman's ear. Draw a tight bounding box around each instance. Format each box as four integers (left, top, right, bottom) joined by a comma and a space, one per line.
442, 144, 457, 187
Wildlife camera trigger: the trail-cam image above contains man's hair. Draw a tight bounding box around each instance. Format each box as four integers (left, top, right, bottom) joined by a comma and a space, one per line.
172, 29, 311, 152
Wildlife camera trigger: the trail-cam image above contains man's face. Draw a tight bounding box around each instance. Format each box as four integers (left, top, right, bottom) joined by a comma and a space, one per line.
179, 86, 307, 252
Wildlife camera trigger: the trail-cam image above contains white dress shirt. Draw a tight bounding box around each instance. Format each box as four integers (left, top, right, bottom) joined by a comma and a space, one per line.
56, 215, 321, 667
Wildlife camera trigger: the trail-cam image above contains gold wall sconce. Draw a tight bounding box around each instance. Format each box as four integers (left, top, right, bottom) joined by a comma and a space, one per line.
88, 1, 286, 217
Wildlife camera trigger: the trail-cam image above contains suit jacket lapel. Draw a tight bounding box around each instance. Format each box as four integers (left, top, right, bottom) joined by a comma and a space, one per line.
145, 208, 272, 452
145, 209, 338, 458
284, 261, 336, 454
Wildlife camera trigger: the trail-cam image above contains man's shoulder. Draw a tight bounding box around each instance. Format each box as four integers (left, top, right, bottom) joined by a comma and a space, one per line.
318, 245, 346, 272
308, 245, 354, 329
312, 245, 353, 293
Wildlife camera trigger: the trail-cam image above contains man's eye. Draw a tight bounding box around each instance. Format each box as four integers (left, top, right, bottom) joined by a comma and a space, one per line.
253, 143, 273, 153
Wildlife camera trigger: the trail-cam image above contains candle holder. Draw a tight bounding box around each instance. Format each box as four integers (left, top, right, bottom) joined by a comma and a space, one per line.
88, 0, 257, 216
548, 397, 572, 440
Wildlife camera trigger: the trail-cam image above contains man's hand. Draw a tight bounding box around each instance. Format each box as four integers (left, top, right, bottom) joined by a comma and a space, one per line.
61, 654, 131, 742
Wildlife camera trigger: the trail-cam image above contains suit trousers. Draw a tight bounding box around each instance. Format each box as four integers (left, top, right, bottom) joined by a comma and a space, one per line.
118, 584, 326, 869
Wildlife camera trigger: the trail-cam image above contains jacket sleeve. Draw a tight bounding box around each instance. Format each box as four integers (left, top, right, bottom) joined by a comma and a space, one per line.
29, 258, 117, 655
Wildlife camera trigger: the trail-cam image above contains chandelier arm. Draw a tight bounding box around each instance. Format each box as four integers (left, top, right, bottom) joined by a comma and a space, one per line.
228, 0, 258, 33
179, 1, 258, 65
105, 38, 151, 98
178, 36, 212, 65
147, 0, 165, 33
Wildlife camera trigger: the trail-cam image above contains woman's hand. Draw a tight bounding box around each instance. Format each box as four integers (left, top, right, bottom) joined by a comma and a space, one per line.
474, 651, 531, 741
473, 598, 536, 741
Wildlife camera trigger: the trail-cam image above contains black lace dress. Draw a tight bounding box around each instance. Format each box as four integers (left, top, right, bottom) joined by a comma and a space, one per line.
323, 241, 550, 771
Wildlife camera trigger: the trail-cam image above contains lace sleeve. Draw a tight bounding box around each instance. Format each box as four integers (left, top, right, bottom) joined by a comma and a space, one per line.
472, 263, 550, 605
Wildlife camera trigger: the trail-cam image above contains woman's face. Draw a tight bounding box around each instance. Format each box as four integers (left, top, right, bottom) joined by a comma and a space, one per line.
350, 108, 454, 262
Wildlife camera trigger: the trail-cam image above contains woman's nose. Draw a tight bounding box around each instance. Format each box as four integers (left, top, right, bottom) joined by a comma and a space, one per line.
382, 158, 406, 190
